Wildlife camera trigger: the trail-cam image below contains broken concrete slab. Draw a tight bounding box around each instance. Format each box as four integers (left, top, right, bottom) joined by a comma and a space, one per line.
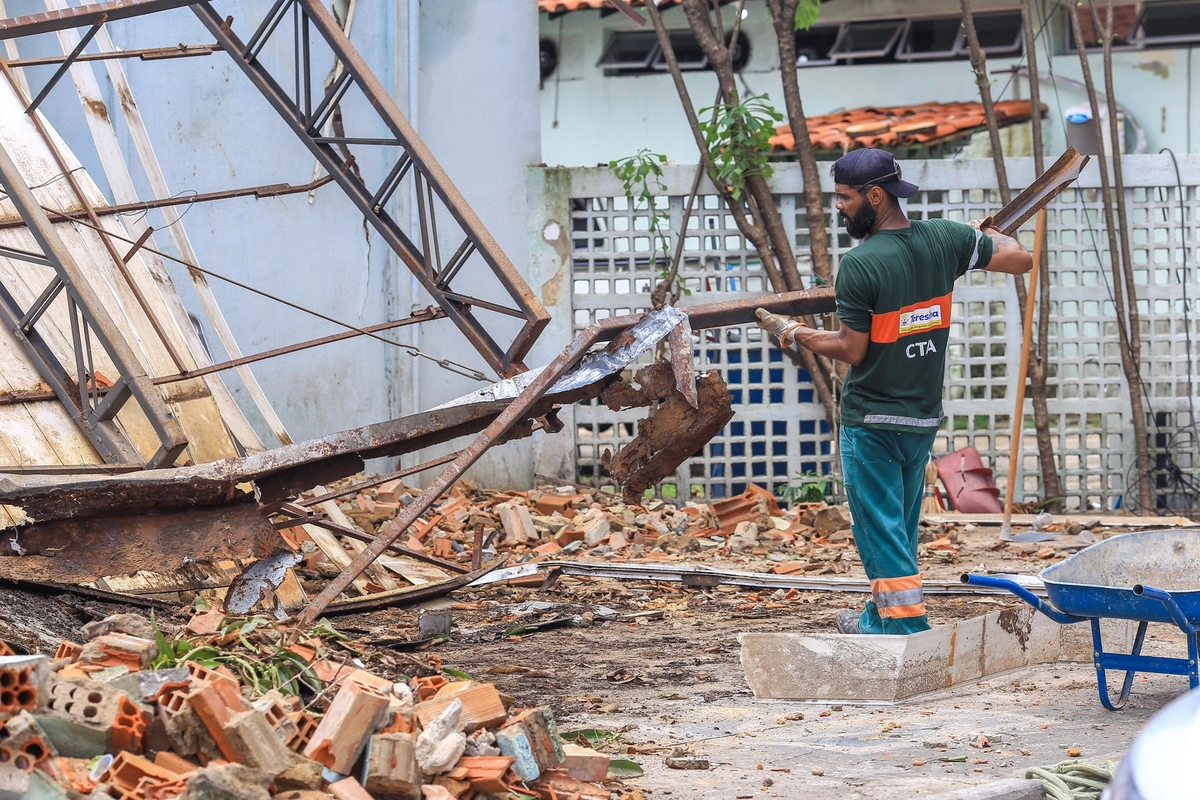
740, 606, 1135, 703
923, 778, 1047, 800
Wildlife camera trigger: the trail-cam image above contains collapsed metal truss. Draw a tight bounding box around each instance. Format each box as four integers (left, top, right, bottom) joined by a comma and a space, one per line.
0, 0, 549, 473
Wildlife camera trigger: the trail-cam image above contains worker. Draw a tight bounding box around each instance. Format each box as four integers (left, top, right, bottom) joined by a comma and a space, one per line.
755, 148, 1032, 635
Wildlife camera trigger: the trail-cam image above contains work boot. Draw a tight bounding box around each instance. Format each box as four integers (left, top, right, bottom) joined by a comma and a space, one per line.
836, 609, 861, 635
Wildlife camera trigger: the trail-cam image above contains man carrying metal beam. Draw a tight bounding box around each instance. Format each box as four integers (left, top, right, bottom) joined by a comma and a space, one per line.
756, 148, 1032, 635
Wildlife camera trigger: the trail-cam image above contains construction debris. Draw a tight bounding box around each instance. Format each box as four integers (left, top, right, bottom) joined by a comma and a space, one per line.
0, 611, 631, 800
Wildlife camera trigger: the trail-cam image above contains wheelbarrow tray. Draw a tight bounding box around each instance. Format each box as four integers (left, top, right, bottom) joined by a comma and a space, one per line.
1039, 529, 1200, 625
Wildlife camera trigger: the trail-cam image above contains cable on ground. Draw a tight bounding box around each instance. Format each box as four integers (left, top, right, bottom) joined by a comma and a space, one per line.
1025, 759, 1117, 800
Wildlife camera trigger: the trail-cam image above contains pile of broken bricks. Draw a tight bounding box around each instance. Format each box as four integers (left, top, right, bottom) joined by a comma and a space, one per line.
301, 479, 866, 595
0, 612, 627, 800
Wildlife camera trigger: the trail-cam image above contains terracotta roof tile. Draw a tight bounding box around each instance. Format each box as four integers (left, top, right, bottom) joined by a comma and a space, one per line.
770, 100, 1043, 153
539, 0, 680, 12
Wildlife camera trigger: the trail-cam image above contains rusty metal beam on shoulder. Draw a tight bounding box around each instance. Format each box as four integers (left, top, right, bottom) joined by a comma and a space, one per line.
0, 0, 193, 39
984, 147, 1090, 236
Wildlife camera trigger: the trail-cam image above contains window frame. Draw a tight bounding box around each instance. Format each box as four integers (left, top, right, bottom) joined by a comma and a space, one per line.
596, 29, 661, 71
650, 29, 709, 70
966, 10, 1024, 56
794, 23, 842, 67
895, 16, 964, 61
827, 18, 908, 61
1136, 0, 1200, 46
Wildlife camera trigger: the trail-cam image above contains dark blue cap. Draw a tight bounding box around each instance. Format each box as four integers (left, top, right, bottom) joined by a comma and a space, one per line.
831, 148, 919, 198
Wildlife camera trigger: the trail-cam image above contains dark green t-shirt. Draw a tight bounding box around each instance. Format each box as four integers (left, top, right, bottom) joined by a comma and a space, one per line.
835, 218, 994, 433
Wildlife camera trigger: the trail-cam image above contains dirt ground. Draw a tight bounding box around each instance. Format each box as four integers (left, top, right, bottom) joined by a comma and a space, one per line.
1, 520, 1189, 799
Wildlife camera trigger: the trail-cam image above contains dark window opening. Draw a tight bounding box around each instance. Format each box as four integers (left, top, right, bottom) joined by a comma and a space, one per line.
795, 25, 840, 65
597, 30, 659, 70
972, 12, 1023, 55
897, 17, 960, 60
829, 20, 906, 61
1141, 0, 1200, 43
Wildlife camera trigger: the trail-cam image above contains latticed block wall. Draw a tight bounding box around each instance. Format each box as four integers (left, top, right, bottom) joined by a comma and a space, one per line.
548, 156, 1200, 512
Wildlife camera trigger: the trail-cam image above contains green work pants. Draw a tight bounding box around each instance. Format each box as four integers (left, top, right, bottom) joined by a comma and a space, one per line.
839, 424, 936, 635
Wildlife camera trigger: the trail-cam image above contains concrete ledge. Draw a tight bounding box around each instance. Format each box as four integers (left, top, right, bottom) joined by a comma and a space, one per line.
739, 607, 1134, 703
921, 778, 1047, 800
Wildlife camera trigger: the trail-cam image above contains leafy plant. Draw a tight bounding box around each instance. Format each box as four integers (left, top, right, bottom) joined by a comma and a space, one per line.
794, 0, 821, 30
150, 613, 333, 698
698, 94, 783, 201
777, 470, 844, 504
560, 728, 622, 749
608, 150, 676, 291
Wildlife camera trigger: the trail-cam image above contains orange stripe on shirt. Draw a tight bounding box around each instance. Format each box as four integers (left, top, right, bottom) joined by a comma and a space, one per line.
870, 575, 923, 594
869, 292, 953, 344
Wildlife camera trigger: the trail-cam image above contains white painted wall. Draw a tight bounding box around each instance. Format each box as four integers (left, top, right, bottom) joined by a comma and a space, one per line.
11, 0, 546, 485
538, 0, 1200, 166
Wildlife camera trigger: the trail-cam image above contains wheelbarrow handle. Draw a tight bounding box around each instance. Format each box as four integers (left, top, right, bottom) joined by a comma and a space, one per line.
960, 573, 1086, 625
1133, 584, 1200, 635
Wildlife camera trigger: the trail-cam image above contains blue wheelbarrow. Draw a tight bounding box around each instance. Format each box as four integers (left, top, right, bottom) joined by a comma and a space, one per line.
962, 529, 1200, 710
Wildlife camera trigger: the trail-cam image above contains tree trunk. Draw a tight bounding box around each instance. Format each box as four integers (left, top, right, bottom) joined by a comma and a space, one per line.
1068, 5, 1154, 512
645, 0, 839, 430
764, 0, 833, 286
1020, 0, 1063, 511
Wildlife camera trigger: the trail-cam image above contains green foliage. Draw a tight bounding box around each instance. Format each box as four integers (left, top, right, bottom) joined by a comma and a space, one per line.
560, 728, 622, 749
608, 150, 675, 289
698, 94, 783, 201
150, 613, 338, 698
443, 667, 474, 680
777, 470, 844, 504
794, 0, 821, 30
607, 759, 645, 777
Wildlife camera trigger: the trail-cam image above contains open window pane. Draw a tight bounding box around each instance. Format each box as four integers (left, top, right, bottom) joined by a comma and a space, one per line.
969, 11, 1023, 55
829, 20, 905, 60
597, 30, 660, 69
897, 17, 961, 60
1140, 0, 1200, 44
651, 30, 708, 69
795, 25, 840, 66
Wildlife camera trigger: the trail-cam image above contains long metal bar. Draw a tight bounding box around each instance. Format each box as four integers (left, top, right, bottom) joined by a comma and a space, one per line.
299, 324, 603, 624
151, 306, 446, 384
190, 0, 549, 376
25, 12, 104, 112
0, 242, 51, 265
5, 41, 219, 67
0, 137, 187, 467
0, 0, 193, 38
298, 450, 459, 507
0, 175, 334, 230
984, 147, 1090, 236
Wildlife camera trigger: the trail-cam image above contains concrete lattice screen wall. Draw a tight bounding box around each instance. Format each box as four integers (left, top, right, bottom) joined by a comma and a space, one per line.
531, 155, 1200, 512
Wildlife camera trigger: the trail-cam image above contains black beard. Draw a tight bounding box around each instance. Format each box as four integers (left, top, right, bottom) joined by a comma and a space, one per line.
841, 202, 878, 239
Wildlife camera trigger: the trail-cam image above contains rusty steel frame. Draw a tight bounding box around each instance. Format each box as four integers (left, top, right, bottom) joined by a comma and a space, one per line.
0, 174, 333, 230
189, 0, 549, 376
0, 138, 188, 468
151, 305, 446, 385
5, 41, 220, 68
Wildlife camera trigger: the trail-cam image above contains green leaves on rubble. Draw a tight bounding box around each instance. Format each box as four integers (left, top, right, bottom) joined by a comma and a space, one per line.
443, 667, 475, 681
561, 728, 621, 748
607, 759, 645, 778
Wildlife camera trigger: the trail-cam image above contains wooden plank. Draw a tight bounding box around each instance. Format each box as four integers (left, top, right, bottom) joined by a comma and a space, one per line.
315, 494, 401, 592
91, 22, 290, 449
45, 6, 257, 460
